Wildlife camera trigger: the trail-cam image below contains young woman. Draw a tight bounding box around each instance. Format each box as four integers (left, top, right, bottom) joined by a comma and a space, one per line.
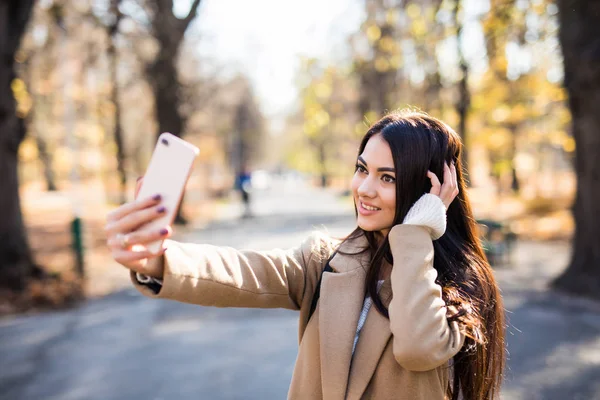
105, 110, 505, 400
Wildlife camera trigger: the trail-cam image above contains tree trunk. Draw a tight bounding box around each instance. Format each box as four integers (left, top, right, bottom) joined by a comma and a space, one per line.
552, 0, 600, 299
318, 141, 328, 188
454, 0, 470, 185
508, 123, 520, 193
0, 0, 38, 290
29, 72, 58, 192
144, 0, 203, 224
148, 55, 184, 140
35, 134, 58, 191
148, 55, 187, 224
108, 0, 127, 204
456, 65, 469, 175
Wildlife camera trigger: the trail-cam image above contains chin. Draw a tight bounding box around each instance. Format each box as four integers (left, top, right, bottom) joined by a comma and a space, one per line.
357, 221, 383, 232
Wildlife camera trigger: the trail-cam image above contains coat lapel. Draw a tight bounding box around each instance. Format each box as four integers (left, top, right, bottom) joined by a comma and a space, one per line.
345, 279, 393, 400
318, 235, 370, 400
318, 234, 396, 400
319, 267, 366, 400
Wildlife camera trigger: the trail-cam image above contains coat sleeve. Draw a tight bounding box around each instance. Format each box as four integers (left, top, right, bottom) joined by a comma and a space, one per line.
130, 232, 330, 310
387, 224, 465, 371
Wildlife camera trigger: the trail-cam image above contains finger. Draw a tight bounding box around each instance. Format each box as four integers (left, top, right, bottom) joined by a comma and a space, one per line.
114, 226, 172, 248
440, 163, 453, 199
451, 162, 459, 195
427, 171, 441, 196
105, 204, 167, 236
112, 247, 167, 272
107, 233, 128, 250
105, 193, 161, 226
134, 177, 144, 200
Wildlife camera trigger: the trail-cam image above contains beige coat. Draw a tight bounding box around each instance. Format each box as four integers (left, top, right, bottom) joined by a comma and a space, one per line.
131, 224, 465, 399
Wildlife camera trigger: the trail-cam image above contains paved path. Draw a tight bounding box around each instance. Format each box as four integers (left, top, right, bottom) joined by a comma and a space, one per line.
1, 185, 599, 400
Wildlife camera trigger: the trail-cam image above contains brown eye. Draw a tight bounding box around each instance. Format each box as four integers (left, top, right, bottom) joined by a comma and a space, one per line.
355, 164, 367, 174
382, 174, 395, 183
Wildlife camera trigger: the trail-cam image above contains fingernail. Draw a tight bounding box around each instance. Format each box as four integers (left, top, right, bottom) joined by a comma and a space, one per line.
153, 194, 162, 201
136, 176, 142, 182
157, 206, 167, 213
159, 228, 168, 235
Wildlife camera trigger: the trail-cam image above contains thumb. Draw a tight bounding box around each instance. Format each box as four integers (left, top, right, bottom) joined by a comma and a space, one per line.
134, 176, 144, 199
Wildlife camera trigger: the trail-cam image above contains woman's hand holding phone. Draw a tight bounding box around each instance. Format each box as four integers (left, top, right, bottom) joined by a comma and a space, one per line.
105, 177, 172, 279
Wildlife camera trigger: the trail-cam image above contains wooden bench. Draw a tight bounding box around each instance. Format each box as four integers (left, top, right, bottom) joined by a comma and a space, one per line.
476, 219, 516, 266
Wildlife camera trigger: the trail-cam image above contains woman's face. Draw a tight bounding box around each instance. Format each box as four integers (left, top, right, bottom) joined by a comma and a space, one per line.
351, 134, 396, 236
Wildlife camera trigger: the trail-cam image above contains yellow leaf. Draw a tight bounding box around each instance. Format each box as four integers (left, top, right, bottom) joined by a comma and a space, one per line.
411, 19, 427, 37
510, 104, 527, 122
315, 82, 332, 99
11, 78, 25, 93
366, 25, 381, 43
563, 137, 575, 152
386, 9, 399, 24
315, 110, 330, 128
374, 57, 390, 72
389, 54, 402, 69
16, 95, 32, 118
406, 3, 421, 19
19, 137, 38, 162
365, 111, 379, 124
378, 36, 397, 53
355, 123, 365, 137
487, 128, 511, 150
424, 5, 436, 20
304, 121, 318, 138
471, 93, 486, 111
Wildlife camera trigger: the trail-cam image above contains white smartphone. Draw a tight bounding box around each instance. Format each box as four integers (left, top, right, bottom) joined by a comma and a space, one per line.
136, 132, 200, 254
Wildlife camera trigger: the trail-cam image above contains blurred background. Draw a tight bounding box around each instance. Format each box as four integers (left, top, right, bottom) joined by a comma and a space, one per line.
0, 0, 599, 399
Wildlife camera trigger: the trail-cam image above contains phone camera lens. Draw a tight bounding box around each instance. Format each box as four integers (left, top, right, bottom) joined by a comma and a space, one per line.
161, 138, 169, 146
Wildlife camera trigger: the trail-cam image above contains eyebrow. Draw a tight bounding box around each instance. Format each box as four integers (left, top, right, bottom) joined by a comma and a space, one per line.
357, 156, 396, 173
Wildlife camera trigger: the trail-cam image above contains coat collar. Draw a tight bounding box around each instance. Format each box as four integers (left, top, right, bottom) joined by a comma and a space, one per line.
318, 233, 393, 400
328, 232, 371, 273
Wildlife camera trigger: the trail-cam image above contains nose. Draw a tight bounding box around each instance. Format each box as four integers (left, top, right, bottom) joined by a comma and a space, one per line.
357, 176, 376, 198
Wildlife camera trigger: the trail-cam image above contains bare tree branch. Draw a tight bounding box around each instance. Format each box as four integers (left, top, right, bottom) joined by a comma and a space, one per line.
181, 0, 202, 32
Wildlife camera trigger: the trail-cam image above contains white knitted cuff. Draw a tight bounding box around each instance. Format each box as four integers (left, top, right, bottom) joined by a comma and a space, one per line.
402, 193, 447, 240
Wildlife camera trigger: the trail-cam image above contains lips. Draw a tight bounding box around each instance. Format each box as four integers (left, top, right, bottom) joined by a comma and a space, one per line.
361, 201, 381, 211
358, 201, 381, 216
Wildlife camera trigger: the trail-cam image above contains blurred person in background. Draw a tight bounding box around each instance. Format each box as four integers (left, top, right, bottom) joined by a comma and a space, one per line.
105, 110, 505, 400
235, 164, 253, 218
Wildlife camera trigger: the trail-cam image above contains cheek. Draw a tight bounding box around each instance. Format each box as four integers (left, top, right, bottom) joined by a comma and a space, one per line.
383, 188, 396, 212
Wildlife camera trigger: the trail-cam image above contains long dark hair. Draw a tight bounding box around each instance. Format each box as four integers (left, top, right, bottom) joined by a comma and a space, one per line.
341, 110, 505, 400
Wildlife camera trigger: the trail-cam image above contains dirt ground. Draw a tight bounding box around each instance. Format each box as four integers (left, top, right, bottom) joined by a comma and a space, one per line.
0, 179, 218, 315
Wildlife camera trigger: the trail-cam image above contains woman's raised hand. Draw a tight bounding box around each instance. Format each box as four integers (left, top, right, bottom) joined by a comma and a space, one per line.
104, 178, 171, 278
426, 162, 459, 209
